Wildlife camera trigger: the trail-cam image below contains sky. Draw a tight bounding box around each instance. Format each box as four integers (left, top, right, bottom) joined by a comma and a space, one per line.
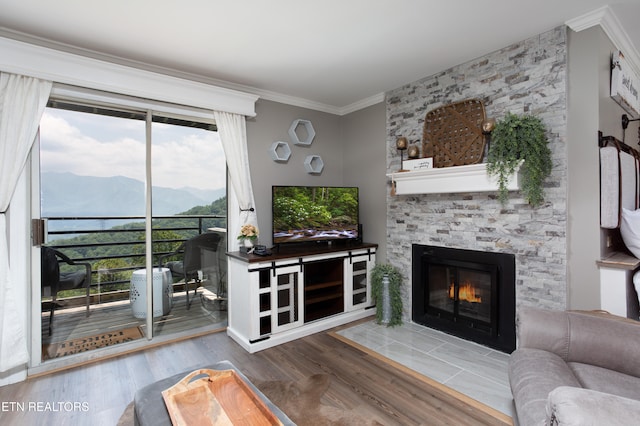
39, 107, 226, 191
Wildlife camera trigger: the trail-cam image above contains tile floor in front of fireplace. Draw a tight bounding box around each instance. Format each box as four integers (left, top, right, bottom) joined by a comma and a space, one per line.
336, 320, 515, 418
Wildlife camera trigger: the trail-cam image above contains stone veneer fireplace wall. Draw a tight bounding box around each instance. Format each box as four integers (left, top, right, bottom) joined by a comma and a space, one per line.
386, 26, 568, 322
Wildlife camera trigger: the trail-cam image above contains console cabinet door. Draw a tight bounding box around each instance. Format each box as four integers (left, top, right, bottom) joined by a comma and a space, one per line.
255, 268, 272, 339
345, 253, 375, 311
271, 264, 304, 333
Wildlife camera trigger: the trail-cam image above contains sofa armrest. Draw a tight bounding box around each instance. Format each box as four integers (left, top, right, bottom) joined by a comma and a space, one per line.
547, 386, 640, 426
517, 307, 573, 358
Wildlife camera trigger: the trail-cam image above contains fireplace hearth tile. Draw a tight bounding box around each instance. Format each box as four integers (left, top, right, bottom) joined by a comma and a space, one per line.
336, 320, 514, 418
431, 343, 509, 384
376, 343, 462, 383
444, 370, 513, 417
364, 322, 448, 353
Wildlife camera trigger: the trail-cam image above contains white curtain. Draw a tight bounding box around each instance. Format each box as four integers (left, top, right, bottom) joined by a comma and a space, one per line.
0, 73, 52, 372
213, 111, 258, 247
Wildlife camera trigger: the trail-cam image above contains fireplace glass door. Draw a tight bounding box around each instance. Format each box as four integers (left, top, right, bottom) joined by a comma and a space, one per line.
426, 261, 496, 333
412, 244, 516, 352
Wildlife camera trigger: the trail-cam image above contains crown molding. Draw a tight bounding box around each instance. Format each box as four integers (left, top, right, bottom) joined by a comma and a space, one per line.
337, 93, 386, 116
176, 69, 384, 116
564, 5, 608, 32
0, 26, 383, 117
566, 5, 640, 76
249, 88, 344, 115
253, 89, 384, 116
0, 34, 259, 117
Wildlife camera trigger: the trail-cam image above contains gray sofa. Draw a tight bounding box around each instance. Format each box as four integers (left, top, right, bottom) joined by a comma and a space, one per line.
509, 307, 640, 425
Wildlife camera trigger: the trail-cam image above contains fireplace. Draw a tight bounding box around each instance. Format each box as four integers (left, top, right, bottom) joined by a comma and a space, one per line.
412, 244, 516, 353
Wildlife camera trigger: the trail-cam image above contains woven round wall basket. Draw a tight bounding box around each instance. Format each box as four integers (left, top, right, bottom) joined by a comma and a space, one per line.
422, 98, 487, 167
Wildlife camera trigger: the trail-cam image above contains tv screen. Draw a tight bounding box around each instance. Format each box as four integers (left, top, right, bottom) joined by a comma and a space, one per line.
272, 185, 359, 245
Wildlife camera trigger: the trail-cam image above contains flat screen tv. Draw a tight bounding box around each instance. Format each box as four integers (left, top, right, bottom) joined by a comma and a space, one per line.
272, 185, 359, 245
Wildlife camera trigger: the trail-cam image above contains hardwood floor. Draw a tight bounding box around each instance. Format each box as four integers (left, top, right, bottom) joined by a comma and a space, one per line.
1, 321, 510, 426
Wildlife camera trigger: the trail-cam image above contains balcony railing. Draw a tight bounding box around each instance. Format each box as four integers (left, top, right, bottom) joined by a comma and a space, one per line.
43, 215, 227, 308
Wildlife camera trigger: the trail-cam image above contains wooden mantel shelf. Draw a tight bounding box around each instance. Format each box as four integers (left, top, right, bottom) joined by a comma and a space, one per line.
386, 162, 522, 195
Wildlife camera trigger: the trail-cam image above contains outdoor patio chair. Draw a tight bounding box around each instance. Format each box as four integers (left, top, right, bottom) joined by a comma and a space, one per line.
158, 232, 222, 309
41, 246, 92, 335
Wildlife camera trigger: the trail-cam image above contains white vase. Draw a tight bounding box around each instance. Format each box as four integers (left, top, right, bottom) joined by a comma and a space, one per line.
243, 238, 254, 248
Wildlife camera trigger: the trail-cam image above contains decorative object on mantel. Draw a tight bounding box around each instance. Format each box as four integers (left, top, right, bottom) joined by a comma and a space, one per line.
401, 145, 431, 174
482, 117, 496, 134
407, 143, 420, 159
482, 117, 496, 152
289, 119, 316, 146
403, 157, 433, 172
422, 98, 492, 167
395, 137, 409, 172
486, 112, 552, 206
370, 263, 403, 326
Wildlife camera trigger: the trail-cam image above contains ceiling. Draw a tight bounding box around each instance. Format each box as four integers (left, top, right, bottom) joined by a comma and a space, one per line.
0, 1, 639, 114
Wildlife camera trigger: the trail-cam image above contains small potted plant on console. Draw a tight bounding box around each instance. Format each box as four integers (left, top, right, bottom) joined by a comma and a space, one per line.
238, 223, 258, 253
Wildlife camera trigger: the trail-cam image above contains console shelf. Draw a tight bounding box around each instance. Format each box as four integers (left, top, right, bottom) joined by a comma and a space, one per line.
227, 243, 377, 353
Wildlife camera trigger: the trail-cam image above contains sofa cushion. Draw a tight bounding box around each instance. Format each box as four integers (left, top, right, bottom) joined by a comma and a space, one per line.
569, 362, 640, 400
509, 348, 581, 426
621, 207, 640, 259
547, 386, 640, 426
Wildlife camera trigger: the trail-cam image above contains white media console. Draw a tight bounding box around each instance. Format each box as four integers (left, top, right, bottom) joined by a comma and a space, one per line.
226, 243, 377, 352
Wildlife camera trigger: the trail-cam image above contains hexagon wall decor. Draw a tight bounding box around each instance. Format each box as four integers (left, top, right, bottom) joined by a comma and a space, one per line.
304, 155, 324, 174
289, 119, 315, 146
269, 141, 291, 162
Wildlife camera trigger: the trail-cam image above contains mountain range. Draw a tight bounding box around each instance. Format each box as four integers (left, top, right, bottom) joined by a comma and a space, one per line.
41, 172, 225, 217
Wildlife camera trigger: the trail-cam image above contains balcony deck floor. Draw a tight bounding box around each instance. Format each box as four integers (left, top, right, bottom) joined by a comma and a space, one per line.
41, 289, 227, 361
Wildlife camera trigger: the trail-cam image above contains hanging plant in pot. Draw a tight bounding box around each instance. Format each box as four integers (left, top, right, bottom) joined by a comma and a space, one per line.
370, 263, 403, 327
486, 112, 553, 207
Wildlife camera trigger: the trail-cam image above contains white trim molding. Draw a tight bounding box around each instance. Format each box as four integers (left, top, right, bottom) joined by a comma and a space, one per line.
0, 36, 259, 117
566, 5, 640, 77
338, 93, 386, 116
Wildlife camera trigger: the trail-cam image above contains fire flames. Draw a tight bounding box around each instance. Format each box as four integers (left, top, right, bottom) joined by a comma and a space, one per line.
449, 281, 482, 303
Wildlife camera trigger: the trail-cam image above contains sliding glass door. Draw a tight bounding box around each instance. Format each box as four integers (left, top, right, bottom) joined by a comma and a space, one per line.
37, 98, 227, 363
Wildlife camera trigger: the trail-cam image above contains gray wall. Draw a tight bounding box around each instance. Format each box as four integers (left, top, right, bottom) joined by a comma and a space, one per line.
567, 26, 640, 310
246, 99, 344, 247
245, 99, 388, 257
566, 27, 603, 310
341, 102, 388, 263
